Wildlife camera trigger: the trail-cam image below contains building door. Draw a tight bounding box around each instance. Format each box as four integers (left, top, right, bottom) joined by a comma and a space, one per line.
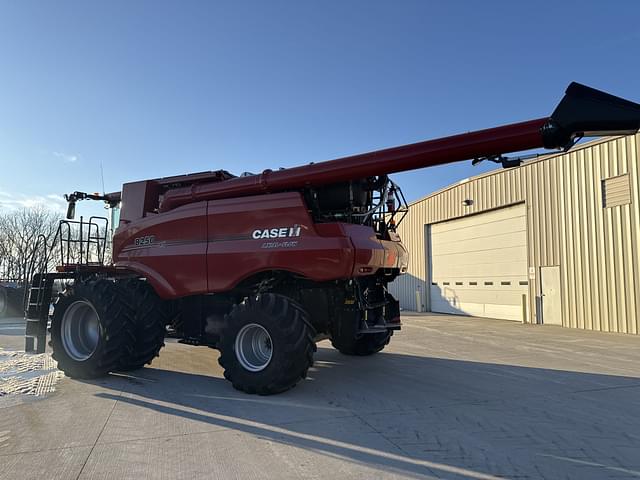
428, 204, 528, 321
540, 266, 562, 325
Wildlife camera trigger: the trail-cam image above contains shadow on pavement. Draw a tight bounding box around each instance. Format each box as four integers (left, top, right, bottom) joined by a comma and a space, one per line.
89, 345, 640, 479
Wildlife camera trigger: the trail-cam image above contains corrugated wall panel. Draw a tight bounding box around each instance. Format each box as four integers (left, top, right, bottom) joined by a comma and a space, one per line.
576, 150, 586, 329
628, 137, 640, 335
585, 148, 598, 331
389, 133, 640, 334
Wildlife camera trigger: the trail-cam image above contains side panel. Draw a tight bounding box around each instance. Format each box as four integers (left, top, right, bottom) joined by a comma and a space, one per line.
113, 191, 408, 298
348, 226, 408, 274
206, 192, 354, 291
113, 201, 208, 298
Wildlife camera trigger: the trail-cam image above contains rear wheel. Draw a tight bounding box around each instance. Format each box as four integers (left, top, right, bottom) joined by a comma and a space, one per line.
330, 306, 393, 356
50, 279, 135, 379
331, 330, 392, 356
217, 293, 316, 395
119, 279, 168, 371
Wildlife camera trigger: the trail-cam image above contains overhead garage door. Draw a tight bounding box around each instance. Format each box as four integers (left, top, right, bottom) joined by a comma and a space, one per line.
428, 204, 528, 321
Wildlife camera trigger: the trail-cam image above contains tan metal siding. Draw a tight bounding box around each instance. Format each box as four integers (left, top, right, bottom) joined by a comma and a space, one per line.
389, 133, 640, 334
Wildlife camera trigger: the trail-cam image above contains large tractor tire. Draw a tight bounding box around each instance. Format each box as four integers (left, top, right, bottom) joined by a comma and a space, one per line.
7, 287, 25, 316
331, 292, 397, 356
0, 286, 25, 318
330, 306, 393, 356
217, 293, 316, 395
0, 287, 8, 318
119, 279, 168, 371
331, 330, 392, 356
50, 279, 135, 379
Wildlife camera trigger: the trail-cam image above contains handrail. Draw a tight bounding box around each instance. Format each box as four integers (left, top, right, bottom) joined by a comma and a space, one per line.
56, 216, 109, 267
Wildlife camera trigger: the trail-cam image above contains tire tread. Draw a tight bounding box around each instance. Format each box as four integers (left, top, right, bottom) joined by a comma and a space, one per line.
51, 279, 136, 378
218, 293, 316, 395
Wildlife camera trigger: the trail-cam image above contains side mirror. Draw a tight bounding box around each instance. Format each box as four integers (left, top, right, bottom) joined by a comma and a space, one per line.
66, 200, 76, 220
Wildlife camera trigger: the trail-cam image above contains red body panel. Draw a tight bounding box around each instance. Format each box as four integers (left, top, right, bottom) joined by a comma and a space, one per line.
113, 201, 209, 298
112, 192, 408, 299
204, 193, 355, 291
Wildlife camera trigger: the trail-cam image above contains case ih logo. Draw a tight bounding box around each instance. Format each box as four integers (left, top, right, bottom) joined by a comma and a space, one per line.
252, 225, 301, 240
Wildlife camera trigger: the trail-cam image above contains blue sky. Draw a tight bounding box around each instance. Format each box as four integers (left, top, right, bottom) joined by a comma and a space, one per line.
1, 1, 639, 218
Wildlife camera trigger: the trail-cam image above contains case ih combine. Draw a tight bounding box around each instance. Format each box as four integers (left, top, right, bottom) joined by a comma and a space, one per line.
23, 83, 640, 394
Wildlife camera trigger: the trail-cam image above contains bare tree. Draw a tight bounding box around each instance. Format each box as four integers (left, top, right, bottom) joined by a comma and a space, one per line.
0, 207, 62, 284
0, 228, 13, 280
0, 205, 117, 291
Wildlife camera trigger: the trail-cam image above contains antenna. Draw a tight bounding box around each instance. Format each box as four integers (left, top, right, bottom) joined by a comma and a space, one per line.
100, 161, 106, 195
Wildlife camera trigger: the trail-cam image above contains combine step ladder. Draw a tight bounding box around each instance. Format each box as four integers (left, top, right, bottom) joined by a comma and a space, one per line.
24, 235, 53, 354
24, 273, 54, 353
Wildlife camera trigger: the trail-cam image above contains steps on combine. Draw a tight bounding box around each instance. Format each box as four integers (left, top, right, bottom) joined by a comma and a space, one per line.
25, 273, 54, 354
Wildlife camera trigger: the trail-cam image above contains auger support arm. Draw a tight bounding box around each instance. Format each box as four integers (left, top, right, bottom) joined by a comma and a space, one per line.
64, 191, 121, 219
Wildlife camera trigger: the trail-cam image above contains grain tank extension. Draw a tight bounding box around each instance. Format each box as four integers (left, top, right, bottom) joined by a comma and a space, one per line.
24, 83, 640, 394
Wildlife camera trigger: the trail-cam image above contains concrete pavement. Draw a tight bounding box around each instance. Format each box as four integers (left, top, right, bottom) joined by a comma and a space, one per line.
0, 316, 26, 350
1, 313, 639, 479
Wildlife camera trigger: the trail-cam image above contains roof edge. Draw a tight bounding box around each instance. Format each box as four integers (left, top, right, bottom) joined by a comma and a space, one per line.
404, 133, 634, 207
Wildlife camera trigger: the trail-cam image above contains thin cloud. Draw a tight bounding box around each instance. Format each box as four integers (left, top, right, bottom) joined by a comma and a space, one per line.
0, 193, 66, 213
53, 151, 79, 163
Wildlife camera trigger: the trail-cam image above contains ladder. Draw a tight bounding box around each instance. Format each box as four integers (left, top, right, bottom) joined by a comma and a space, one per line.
24, 273, 54, 353
24, 235, 52, 353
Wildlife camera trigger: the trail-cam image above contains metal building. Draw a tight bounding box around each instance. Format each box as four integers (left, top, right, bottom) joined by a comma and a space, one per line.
389, 133, 640, 334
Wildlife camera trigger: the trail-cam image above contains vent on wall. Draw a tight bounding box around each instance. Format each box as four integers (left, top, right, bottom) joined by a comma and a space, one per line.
602, 174, 631, 208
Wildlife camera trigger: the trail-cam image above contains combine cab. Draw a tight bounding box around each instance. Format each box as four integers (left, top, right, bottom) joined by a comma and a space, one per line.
24, 83, 640, 394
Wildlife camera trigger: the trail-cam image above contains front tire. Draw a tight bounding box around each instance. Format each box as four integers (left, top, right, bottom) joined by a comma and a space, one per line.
119, 279, 167, 371
217, 293, 316, 395
50, 279, 135, 379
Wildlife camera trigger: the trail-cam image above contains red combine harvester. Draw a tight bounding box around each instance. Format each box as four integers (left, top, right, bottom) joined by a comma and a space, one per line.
24, 83, 640, 394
